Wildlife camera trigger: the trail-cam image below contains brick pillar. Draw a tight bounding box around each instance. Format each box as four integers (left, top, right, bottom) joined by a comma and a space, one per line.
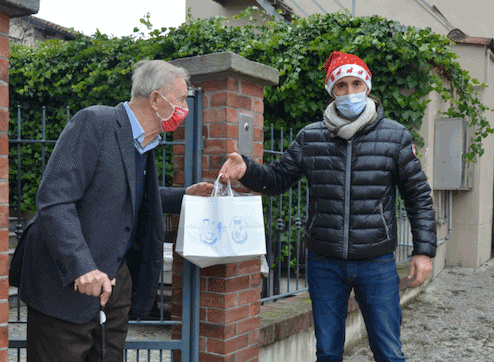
1, 1, 39, 359
0, 13, 9, 361
170, 53, 278, 362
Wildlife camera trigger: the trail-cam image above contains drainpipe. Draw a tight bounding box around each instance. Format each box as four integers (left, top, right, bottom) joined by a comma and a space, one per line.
437, 190, 447, 224
437, 190, 453, 245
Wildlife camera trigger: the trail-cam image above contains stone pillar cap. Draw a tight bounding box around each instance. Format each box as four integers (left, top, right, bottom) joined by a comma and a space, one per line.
0, 0, 40, 18
170, 52, 279, 87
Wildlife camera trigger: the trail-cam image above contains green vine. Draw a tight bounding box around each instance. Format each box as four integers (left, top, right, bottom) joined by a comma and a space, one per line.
8, 8, 492, 212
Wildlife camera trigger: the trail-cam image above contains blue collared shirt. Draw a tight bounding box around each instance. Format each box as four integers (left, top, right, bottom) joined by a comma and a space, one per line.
124, 102, 161, 154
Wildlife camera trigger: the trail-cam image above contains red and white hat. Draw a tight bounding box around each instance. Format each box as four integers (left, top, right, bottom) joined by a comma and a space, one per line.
324, 51, 372, 96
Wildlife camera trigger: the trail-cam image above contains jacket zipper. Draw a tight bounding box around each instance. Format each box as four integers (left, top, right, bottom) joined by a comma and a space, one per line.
343, 140, 352, 259
379, 202, 390, 240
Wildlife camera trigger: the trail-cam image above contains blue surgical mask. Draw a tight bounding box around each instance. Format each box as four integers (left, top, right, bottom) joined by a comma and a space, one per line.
335, 91, 367, 118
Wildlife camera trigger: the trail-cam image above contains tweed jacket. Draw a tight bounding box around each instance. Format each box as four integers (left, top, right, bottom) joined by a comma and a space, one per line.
10, 103, 185, 323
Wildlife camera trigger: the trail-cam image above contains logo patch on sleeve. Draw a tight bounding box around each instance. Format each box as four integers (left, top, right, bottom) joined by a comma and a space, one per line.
411, 144, 417, 156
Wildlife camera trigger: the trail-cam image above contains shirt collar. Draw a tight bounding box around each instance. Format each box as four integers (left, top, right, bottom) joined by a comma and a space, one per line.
123, 102, 161, 154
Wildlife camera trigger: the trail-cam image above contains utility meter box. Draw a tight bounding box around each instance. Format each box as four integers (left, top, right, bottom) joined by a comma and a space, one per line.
433, 118, 473, 190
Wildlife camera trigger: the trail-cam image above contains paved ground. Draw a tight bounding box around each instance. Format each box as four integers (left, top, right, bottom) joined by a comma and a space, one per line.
344, 257, 494, 362
9, 258, 494, 361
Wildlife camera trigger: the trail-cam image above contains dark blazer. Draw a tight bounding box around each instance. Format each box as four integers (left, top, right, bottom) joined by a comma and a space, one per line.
9, 103, 185, 323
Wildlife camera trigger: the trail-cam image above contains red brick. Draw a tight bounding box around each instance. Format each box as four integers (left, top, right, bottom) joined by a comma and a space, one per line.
202, 93, 210, 109
210, 123, 239, 139
254, 114, 264, 127
0, 84, 7, 108
0, 35, 7, 59
203, 139, 238, 155
249, 329, 260, 344
201, 292, 238, 309
172, 289, 182, 304
200, 276, 208, 291
173, 125, 185, 140
172, 144, 185, 155
0, 302, 7, 324
0, 58, 8, 83
239, 259, 261, 275
200, 78, 239, 93
200, 322, 236, 339
0, 230, 8, 252
200, 307, 207, 321
250, 273, 262, 287
199, 336, 207, 352
172, 273, 182, 288
203, 107, 238, 124
250, 302, 261, 317
253, 98, 263, 114
0, 109, 7, 134
237, 316, 260, 335
172, 170, 184, 186
199, 352, 237, 362
238, 289, 261, 305
201, 263, 238, 278
0, 326, 6, 349
0, 157, 6, 181
207, 305, 250, 324
0, 13, 8, 34
171, 303, 182, 319
238, 344, 260, 362
0, 205, 7, 229
208, 334, 249, 355
253, 143, 264, 158
253, 127, 263, 143
208, 276, 250, 293
240, 82, 264, 99
0, 348, 7, 362
172, 155, 184, 171
0, 254, 7, 277
210, 92, 252, 111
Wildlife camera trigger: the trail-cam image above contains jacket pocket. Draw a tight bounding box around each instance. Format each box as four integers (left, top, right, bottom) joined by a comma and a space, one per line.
379, 202, 390, 241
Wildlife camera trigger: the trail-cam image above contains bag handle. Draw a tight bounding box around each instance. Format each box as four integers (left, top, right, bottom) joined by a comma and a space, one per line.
211, 174, 234, 197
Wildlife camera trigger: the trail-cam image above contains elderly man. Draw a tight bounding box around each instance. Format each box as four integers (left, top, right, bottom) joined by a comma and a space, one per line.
10, 59, 213, 361
219, 51, 436, 361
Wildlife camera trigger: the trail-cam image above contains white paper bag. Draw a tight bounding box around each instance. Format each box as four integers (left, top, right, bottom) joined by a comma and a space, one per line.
176, 177, 266, 268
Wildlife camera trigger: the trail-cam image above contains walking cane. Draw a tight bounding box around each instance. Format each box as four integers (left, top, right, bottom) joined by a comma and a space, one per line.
99, 303, 109, 362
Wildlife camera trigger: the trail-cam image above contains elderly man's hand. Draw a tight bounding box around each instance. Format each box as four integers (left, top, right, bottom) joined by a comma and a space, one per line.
219, 153, 247, 184
74, 270, 113, 306
185, 182, 214, 196
408, 255, 432, 287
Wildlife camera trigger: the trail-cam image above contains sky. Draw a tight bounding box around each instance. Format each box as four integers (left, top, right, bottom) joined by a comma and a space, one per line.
36, 0, 187, 38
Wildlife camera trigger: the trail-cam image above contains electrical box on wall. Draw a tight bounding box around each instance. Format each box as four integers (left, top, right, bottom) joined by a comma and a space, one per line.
433, 118, 473, 190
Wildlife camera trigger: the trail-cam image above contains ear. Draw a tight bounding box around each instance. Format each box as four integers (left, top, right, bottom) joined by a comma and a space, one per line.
366, 88, 371, 96
149, 90, 161, 112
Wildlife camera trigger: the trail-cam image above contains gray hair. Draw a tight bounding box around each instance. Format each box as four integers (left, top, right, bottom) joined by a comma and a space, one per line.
131, 60, 190, 98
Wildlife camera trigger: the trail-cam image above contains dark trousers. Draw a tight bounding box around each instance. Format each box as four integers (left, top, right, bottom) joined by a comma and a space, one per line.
27, 263, 132, 362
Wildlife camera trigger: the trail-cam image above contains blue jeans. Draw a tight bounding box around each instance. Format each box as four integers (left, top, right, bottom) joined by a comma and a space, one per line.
307, 251, 406, 362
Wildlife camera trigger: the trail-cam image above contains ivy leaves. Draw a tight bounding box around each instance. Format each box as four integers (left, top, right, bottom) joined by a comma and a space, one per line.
8, 8, 492, 211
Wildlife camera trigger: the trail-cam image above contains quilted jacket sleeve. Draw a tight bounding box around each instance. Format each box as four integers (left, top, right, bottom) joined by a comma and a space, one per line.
396, 128, 437, 258
239, 131, 306, 196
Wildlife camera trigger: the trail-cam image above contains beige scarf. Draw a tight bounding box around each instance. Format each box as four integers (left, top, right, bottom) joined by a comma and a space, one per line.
323, 98, 377, 140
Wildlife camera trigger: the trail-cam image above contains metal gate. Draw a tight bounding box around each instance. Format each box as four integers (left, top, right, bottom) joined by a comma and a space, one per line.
8, 88, 204, 362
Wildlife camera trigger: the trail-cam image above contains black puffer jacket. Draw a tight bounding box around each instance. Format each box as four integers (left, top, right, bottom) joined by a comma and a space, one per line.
240, 105, 437, 260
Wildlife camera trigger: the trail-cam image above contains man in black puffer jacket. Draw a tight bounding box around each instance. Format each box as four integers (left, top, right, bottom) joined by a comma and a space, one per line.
219, 51, 436, 362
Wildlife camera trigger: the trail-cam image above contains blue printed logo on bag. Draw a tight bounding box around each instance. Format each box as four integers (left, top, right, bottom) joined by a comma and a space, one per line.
230, 217, 248, 244
199, 219, 223, 245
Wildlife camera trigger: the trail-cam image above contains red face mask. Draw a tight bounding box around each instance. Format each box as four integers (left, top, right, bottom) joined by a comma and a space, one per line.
157, 93, 189, 133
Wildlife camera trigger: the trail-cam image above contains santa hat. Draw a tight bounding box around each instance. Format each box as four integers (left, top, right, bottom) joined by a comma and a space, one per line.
324, 51, 372, 96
